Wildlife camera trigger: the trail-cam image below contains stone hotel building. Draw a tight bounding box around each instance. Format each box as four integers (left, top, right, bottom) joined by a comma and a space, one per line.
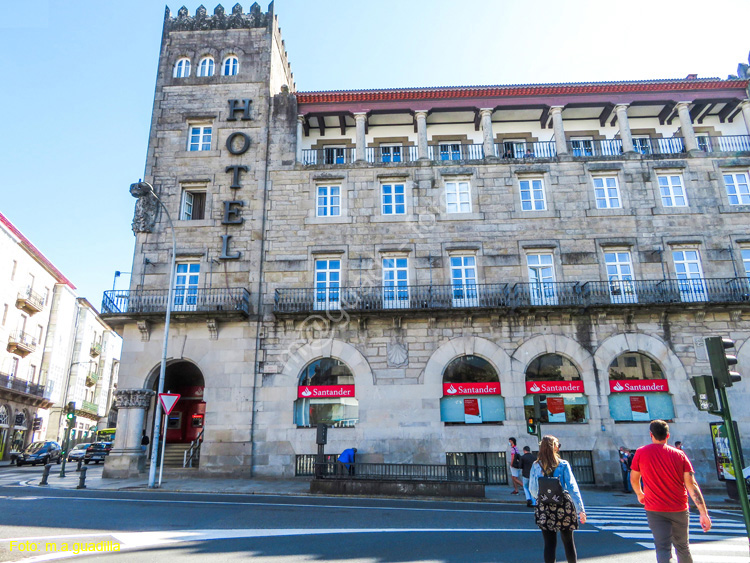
102, 3, 750, 486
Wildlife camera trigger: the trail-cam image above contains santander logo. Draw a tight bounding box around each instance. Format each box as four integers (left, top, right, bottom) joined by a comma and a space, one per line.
613, 382, 624, 392
446, 385, 458, 395
529, 383, 541, 393
610, 379, 668, 393
301, 387, 312, 397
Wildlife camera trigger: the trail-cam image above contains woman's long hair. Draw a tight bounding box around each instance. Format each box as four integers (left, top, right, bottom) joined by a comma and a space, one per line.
537, 435, 561, 475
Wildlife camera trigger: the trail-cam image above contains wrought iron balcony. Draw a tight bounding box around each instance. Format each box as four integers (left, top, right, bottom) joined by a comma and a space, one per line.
7, 330, 37, 357
274, 277, 750, 315
101, 287, 251, 319
15, 288, 44, 316
495, 141, 557, 159
0, 373, 45, 398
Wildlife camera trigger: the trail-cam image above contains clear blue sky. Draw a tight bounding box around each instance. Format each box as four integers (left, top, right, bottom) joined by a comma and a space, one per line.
1, 0, 747, 305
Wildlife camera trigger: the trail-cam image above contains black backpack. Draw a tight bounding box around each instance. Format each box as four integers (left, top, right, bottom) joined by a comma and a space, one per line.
537, 467, 564, 505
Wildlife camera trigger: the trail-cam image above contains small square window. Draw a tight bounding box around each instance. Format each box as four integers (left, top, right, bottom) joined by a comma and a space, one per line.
519, 178, 546, 211
658, 175, 688, 207
593, 176, 621, 209
317, 185, 341, 217
445, 181, 471, 213
187, 125, 212, 152
381, 184, 406, 215
724, 172, 750, 205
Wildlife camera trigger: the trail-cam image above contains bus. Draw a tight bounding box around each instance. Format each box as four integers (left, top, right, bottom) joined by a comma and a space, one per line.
96, 428, 116, 443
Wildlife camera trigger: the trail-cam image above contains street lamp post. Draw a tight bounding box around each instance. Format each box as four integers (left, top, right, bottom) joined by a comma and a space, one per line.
130, 181, 176, 489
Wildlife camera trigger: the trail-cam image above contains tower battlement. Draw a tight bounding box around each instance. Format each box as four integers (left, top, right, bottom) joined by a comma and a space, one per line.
164, 2, 273, 32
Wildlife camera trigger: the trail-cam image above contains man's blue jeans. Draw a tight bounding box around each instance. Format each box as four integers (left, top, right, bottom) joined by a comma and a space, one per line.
522, 476, 535, 505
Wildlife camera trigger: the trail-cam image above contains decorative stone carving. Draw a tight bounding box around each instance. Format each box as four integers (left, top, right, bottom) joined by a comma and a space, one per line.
284, 319, 294, 332
207, 318, 218, 340
387, 340, 409, 368
694, 311, 705, 323
137, 320, 150, 342
115, 389, 155, 409
730, 310, 743, 322
164, 3, 270, 32
131, 193, 158, 234
693, 336, 708, 362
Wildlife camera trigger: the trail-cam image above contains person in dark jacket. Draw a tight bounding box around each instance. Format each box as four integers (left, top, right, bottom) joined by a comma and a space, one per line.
521, 446, 537, 507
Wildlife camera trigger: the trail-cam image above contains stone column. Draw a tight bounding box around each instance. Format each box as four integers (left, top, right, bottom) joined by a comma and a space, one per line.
354, 112, 367, 162
550, 106, 568, 155
615, 104, 635, 153
480, 108, 495, 158
102, 388, 155, 479
740, 100, 750, 137
296, 115, 304, 163
675, 101, 698, 152
415, 111, 429, 159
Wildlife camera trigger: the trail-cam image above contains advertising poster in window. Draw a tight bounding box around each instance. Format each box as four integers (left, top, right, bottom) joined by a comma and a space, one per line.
710, 421, 750, 484
629, 396, 650, 421
464, 398, 482, 424
546, 397, 566, 423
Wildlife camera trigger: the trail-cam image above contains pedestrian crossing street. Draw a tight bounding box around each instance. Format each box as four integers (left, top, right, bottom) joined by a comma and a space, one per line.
584, 506, 749, 562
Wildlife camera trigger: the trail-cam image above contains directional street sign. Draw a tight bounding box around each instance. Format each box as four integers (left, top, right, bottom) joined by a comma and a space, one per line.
159, 393, 181, 415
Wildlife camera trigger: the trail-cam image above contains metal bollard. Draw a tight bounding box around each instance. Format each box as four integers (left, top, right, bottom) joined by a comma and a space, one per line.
39, 464, 52, 486
76, 466, 87, 489
76, 459, 82, 472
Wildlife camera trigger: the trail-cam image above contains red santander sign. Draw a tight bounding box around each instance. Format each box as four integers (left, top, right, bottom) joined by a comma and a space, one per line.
526, 380, 584, 394
610, 379, 669, 393
298, 385, 355, 398
443, 382, 501, 396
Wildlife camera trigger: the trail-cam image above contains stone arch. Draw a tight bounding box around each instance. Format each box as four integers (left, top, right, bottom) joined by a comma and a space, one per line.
511, 335, 595, 394
422, 336, 511, 399
594, 333, 686, 394
143, 358, 206, 391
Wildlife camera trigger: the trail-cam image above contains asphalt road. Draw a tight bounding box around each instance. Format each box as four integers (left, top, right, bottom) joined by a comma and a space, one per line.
0, 464, 746, 563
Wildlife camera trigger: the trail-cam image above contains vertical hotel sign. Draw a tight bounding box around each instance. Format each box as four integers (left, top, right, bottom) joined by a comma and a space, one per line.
219, 99, 254, 260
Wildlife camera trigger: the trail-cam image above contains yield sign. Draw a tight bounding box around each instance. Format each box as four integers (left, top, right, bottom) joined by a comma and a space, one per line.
159, 393, 181, 415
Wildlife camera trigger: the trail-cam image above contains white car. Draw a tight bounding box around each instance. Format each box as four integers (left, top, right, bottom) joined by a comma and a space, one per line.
67, 443, 91, 462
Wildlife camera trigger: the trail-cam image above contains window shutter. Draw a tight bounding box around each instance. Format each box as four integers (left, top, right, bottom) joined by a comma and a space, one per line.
193, 192, 206, 220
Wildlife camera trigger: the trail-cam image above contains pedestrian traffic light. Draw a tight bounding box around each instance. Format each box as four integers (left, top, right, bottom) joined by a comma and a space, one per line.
526, 416, 537, 435
690, 375, 721, 414
32, 417, 42, 431
706, 336, 741, 388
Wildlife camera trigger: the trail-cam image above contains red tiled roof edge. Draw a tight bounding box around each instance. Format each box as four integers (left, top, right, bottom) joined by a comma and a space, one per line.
0, 211, 76, 289
297, 79, 750, 104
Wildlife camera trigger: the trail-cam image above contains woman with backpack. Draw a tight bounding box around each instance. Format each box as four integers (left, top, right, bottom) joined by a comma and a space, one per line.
529, 435, 587, 563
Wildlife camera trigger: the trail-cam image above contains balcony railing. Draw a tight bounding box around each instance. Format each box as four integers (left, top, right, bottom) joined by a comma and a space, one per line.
15, 288, 44, 316
81, 400, 98, 415
90, 342, 102, 357
101, 287, 251, 317
0, 373, 45, 398
7, 330, 37, 357
363, 145, 419, 163
495, 141, 557, 159
85, 371, 99, 387
427, 144, 485, 161
700, 135, 750, 153
274, 277, 750, 314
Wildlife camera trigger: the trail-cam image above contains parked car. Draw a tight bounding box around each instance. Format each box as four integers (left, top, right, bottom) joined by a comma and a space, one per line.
67, 443, 91, 462
16, 441, 62, 466
84, 442, 113, 464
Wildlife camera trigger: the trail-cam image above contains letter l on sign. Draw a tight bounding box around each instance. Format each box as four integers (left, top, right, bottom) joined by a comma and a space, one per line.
159, 393, 181, 415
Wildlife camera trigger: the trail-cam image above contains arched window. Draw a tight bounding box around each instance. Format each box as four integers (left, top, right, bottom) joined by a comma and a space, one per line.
294, 358, 358, 428
608, 352, 674, 421
197, 56, 214, 77
222, 55, 239, 76
440, 355, 504, 424
524, 354, 588, 423
173, 58, 191, 78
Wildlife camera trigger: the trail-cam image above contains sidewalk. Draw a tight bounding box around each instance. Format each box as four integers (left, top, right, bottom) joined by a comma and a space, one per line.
11, 463, 740, 509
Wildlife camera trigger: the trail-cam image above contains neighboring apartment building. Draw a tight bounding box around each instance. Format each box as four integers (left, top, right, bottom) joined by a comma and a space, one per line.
102, 4, 750, 486
0, 212, 121, 459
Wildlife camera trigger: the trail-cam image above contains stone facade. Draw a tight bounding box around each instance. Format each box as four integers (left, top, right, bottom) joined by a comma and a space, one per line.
105, 3, 750, 487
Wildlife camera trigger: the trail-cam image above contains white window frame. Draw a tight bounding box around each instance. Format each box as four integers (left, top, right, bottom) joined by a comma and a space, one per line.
439, 142, 462, 161
180, 188, 207, 220
632, 136, 652, 155
605, 251, 637, 304
173, 262, 201, 311
379, 145, 402, 163
450, 255, 478, 307
445, 180, 471, 214
672, 249, 707, 302
187, 125, 212, 152
593, 176, 621, 209
314, 259, 341, 311
316, 185, 341, 217
323, 146, 347, 164
381, 184, 406, 215
222, 55, 239, 76
570, 137, 594, 157
173, 58, 191, 78
723, 172, 750, 206
197, 56, 214, 77
527, 253, 556, 305
519, 177, 547, 211
741, 248, 750, 278
382, 257, 409, 309
658, 174, 688, 207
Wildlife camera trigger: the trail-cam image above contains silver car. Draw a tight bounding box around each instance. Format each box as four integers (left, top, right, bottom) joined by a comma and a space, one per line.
67, 443, 91, 462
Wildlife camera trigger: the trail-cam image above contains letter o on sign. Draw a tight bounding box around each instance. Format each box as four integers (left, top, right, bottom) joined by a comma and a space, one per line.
226, 132, 251, 155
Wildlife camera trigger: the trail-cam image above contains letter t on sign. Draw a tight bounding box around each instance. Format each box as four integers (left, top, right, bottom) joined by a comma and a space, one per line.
226, 165, 249, 189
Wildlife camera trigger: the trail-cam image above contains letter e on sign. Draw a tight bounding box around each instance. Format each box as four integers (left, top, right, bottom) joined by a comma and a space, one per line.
159, 393, 181, 415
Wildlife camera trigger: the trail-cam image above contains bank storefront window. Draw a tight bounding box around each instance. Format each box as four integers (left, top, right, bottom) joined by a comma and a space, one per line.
608, 352, 674, 422
294, 358, 358, 428
524, 354, 588, 423
440, 355, 504, 424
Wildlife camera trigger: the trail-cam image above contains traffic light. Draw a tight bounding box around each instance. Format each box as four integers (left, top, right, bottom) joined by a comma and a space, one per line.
706, 336, 741, 388
526, 416, 537, 435
32, 417, 42, 431
65, 401, 76, 424
690, 375, 721, 414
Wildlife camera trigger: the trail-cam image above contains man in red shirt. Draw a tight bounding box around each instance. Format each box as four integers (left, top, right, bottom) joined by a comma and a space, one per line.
630, 420, 711, 563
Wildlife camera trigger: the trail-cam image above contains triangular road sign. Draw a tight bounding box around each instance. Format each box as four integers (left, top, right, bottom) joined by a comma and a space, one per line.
159, 393, 181, 415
